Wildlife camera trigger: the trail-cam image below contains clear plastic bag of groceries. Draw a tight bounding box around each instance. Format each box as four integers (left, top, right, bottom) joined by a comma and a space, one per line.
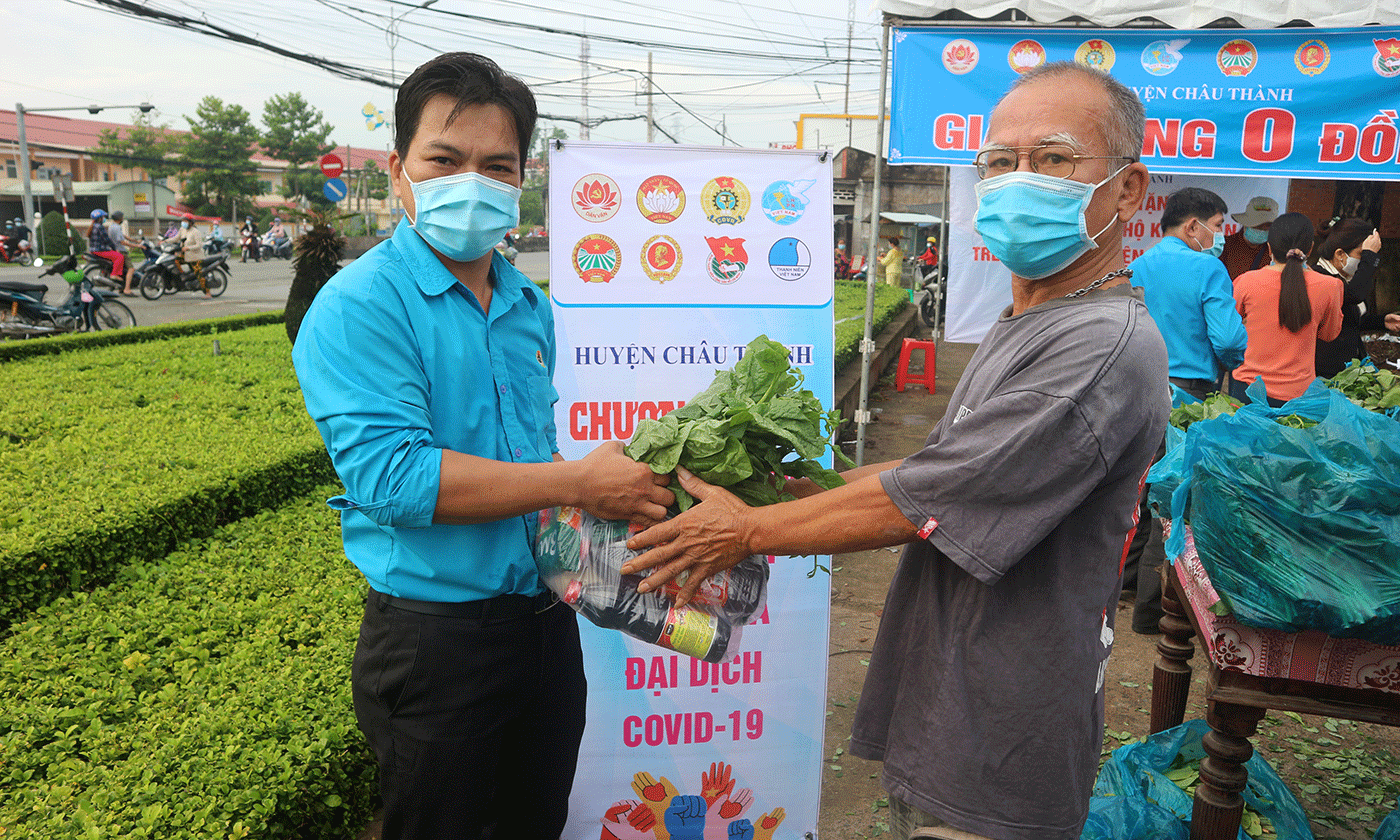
534, 506, 768, 663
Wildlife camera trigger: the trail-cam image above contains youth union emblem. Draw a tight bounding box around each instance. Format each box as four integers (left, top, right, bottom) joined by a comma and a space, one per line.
573, 234, 621, 283
641, 235, 682, 283
1375, 38, 1400, 78
760, 179, 815, 226
704, 236, 747, 284
571, 173, 621, 222
1140, 39, 1188, 76
636, 174, 686, 223
1007, 40, 1046, 74
701, 177, 750, 225
767, 238, 811, 281
942, 39, 979, 75
1075, 39, 1116, 72
1294, 40, 1330, 77
1217, 39, 1258, 77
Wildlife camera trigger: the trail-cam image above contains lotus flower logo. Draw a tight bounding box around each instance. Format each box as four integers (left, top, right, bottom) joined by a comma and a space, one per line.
636, 175, 686, 223
941, 39, 979, 75
572, 173, 622, 222
1008, 40, 1046, 74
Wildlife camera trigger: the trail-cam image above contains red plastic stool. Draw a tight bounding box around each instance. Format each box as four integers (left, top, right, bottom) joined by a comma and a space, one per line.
895, 337, 936, 393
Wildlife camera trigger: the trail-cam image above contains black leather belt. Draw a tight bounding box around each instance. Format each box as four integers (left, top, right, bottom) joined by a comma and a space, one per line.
370, 588, 556, 620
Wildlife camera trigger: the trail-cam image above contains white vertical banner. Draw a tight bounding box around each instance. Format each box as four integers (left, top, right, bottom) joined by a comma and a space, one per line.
942, 166, 1291, 343
548, 141, 835, 840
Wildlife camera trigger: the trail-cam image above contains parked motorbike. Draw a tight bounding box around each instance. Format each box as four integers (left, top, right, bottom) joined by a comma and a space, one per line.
0, 255, 136, 338
260, 235, 292, 261
139, 238, 230, 300
240, 231, 261, 262
915, 269, 946, 330
204, 236, 233, 256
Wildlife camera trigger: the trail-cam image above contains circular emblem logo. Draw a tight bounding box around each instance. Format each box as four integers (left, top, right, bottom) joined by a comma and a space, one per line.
942, 39, 979, 75
767, 238, 810, 281
641, 235, 682, 283
760, 179, 814, 226
1217, 39, 1258, 77
1373, 38, 1400, 78
1141, 39, 1187, 76
636, 175, 685, 223
1008, 40, 1046, 74
1294, 40, 1330, 77
704, 237, 748, 284
1075, 39, 1115, 71
573, 234, 621, 283
700, 177, 750, 225
571, 174, 621, 222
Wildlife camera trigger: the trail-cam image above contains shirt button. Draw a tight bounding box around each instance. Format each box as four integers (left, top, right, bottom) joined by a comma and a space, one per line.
514, 448, 523, 458
499, 384, 507, 394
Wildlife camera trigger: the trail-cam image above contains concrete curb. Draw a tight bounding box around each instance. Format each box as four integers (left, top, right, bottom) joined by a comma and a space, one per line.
833, 303, 923, 433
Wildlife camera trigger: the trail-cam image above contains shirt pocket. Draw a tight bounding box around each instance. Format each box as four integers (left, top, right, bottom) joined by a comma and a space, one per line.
520, 370, 558, 456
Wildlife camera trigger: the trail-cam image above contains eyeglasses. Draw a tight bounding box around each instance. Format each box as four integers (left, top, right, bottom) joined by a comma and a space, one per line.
974, 144, 1135, 180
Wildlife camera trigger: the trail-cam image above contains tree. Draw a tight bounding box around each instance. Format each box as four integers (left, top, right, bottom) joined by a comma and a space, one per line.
180, 97, 262, 218
262, 92, 337, 208
284, 207, 346, 345
91, 110, 181, 181
358, 159, 389, 201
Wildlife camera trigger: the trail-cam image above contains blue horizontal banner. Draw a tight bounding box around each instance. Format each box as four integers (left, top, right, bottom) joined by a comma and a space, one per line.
889, 26, 1400, 180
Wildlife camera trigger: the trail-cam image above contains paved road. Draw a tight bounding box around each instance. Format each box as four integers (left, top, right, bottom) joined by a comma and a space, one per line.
0, 249, 551, 329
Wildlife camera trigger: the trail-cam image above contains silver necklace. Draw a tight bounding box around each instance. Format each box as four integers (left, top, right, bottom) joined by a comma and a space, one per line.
1064, 267, 1133, 299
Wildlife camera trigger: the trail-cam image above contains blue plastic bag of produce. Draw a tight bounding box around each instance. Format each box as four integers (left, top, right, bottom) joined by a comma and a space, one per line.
1083, 719, 1312, 840
1164, 379, 1400, 643
1375, 798, 1400, 840
1146, 386, 1199, 520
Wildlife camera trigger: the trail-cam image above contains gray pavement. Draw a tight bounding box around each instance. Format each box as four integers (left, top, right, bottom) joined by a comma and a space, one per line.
0, 249, 551, 329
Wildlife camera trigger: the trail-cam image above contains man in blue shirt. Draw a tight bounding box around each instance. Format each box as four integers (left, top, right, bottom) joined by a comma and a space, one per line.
292, 53, 673, 840
1123, 187, 1246, 634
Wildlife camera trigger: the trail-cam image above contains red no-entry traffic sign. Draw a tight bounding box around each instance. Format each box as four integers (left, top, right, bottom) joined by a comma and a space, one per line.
319, 153, 345, 179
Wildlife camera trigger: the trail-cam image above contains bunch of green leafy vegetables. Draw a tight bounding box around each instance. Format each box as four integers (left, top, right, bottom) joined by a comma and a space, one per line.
625, 335, 856, 512
1325, 359, 1400, 414
1168, 392, 1316, 431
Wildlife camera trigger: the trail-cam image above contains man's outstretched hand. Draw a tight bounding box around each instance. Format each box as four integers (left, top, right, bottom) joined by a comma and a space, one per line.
624, 467, 755, 608
575, 441, 675, 527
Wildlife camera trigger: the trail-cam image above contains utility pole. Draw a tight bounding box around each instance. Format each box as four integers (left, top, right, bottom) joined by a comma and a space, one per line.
580, 37, 591, 141
845, 0, 855, 151
646, 52, 655, 143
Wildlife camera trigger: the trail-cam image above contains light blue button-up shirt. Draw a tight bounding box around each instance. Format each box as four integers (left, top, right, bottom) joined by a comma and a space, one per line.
292, 220, 558, 602
1130, 236, 1247, 382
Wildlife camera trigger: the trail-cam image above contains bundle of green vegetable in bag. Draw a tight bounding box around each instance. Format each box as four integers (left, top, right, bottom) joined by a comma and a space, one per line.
624, 335, 855, 512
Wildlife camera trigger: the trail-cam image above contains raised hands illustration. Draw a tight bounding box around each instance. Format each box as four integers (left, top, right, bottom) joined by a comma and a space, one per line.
700, 761, 735, 806
602, 799, 662, 840
717, 788, 753, 821
631, 771, 681, 840
663, 794, 709, 840
727, 819, 755, 840
754, 807, 786, 840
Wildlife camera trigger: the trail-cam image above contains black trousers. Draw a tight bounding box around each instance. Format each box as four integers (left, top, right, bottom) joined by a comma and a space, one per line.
353, 590, 588, 840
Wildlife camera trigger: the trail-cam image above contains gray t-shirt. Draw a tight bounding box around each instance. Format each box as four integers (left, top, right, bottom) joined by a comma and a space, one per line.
851, 283, 1168, 840
107, 221, 127, 250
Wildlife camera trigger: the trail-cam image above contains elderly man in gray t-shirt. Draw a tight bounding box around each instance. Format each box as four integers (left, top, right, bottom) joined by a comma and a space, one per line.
624, 62, 1168, 840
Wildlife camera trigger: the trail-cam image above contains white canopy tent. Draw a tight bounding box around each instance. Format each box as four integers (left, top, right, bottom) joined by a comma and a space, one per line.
849, 0, 1400, 463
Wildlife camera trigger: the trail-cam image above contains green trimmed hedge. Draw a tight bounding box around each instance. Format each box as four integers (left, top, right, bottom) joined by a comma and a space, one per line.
0, 325, 334, 628
833, 280, 911, 372
0, 311, 285, 364
0, 485, 378, 838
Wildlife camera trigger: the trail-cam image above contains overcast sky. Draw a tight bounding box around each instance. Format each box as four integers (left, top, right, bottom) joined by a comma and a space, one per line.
5, 0, 886, 155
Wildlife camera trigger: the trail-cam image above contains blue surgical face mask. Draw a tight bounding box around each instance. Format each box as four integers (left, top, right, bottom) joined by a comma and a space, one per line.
1243, 226, 1269, 246
973, 165, 1129, 280
403, 169, 520, 262
1190, 225, 1225, 258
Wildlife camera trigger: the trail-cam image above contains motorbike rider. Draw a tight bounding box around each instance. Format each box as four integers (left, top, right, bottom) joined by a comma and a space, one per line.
87, 209, 127, 286
107, 211, 137, 295
174, 216, 210, 298
916, 235, 939, 282
209, 220, 227, 251
240, 216, 261, 263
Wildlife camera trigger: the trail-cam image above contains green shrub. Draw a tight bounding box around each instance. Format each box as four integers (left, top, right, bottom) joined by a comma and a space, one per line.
833, 280, 910, 371
0, 486, 378, 839
0, 311, 285, 364
0, 325, 334, 627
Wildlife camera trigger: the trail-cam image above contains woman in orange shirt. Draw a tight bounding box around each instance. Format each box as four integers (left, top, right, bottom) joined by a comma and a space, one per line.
1230, 212, 1343, 407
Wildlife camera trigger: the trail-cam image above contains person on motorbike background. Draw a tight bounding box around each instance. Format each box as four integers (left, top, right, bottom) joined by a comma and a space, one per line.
240, 216, 261, 263
107, 211, 137, 295
87, 209, 127, 287
209, 220, 226, 250
268, 216, 287, 246
13, 218, 33, 258
174, 216, 210, 298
